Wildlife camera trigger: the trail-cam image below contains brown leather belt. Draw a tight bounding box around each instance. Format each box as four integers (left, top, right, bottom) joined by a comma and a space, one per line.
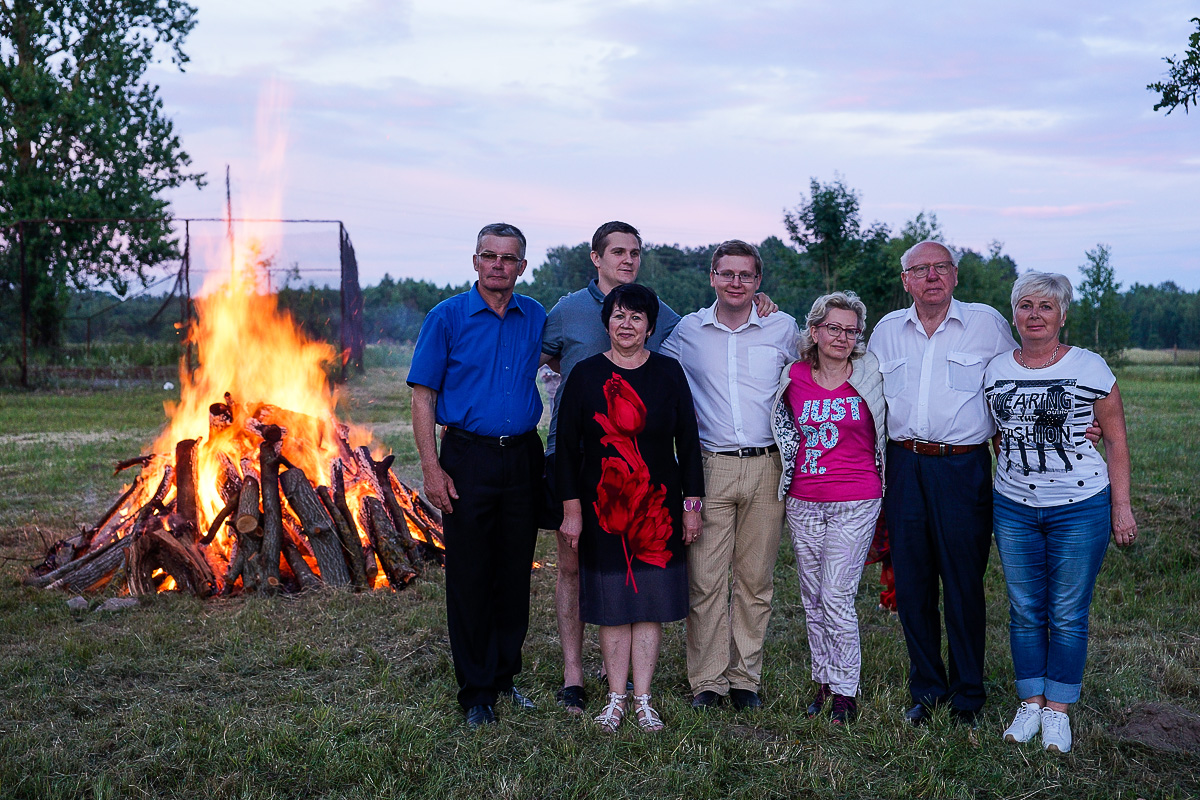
891, 439, 986, 457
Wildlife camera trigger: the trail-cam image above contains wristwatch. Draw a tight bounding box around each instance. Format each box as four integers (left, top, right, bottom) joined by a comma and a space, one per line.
683, 499, 703, 512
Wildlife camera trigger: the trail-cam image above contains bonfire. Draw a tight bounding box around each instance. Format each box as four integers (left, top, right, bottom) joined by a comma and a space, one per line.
25, 236, 442, 598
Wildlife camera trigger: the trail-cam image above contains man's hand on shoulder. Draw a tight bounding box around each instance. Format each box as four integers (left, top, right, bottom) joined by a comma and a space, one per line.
753, 292, 778, 317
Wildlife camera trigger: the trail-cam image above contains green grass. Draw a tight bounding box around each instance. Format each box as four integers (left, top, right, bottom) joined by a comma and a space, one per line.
0, 356, 1198, 799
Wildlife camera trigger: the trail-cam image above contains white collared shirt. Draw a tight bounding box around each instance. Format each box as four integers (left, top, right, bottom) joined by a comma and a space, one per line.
661, 303, 800, 451
867, 298, 1017, 445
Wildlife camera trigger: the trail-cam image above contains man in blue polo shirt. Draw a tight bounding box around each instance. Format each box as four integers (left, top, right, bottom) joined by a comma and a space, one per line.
407, 222, 546, 728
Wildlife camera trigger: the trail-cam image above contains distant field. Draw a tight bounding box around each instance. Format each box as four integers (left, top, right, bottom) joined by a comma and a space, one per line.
1124, 347, 1200, 366
0, 351, 1197, 799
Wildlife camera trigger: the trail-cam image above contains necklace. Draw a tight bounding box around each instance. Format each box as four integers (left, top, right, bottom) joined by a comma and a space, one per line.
1017, 342, 1061, 369
812, 359, 851, 390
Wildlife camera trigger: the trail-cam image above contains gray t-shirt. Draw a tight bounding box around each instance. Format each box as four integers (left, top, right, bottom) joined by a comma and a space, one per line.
542, 279, 681, 453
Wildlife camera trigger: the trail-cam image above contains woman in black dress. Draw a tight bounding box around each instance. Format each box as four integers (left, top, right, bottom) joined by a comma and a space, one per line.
557, 283, 704, 733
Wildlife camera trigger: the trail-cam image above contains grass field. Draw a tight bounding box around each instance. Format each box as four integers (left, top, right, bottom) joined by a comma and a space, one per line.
1, 348, 1198, 799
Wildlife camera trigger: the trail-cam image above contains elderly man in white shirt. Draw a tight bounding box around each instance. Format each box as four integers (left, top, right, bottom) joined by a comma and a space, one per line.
867, 240, 1017, 727
662, 240, 800, 711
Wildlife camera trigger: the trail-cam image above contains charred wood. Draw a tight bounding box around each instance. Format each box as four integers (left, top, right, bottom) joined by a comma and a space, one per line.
258, 438, 284, 589
363, 453, 419, 559
87, 479, 140, 545
236, 475, 262, 534
128, 520, 217, 597
26, 529, 132, 590
223, 528, 265, 595
203, 491, 241, 546
174, 439, 200, 538
113, 455, 152, 475
362, 495, 418, 589
280, 467, 350, 587
209, 402, 233, 432
246, 418, 286, 442
332, 459, 379, 582
317, 485, 368, 589
335, 424, 357, 473
240, 456, 260, 482
217, 453, 242, 504
281, 532, 321, 591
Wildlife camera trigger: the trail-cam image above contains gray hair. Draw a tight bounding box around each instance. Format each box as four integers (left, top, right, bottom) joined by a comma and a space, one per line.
1011, 271, 1073, 320
900, 240, 959, 271
476, 222, 527, 260
798, 291, 868, 366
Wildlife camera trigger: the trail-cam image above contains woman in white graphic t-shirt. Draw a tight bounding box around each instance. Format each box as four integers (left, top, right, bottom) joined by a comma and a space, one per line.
983, 271, 1136, 755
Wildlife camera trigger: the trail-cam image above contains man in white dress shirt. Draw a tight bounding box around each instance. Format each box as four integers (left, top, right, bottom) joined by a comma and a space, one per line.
867, 240, 1017, 726
662, 240, 801, 711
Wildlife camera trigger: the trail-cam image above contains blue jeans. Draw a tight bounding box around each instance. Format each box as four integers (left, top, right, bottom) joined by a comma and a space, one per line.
993, 487, 1111, 705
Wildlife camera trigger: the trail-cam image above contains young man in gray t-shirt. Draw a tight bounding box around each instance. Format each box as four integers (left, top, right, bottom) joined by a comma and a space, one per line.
541, 221, 776, 715
540, 221, 679, 714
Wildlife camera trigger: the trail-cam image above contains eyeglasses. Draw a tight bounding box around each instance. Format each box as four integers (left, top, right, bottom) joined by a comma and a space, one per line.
476, 251, 523, 266
813, 322, 862, 340
711, 270, 760, 284
903, 261, 954, 278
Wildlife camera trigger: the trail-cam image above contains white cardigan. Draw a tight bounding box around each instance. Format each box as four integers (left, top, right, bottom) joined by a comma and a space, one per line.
769, 351, 888, 501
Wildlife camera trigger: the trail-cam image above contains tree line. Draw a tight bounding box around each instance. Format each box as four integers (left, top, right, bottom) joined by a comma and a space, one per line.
32, 193, 1199, 363
5, 1, 1198, 360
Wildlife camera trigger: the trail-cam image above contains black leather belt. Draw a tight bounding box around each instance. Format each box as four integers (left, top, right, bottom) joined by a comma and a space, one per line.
446, 427, 536, 448
891, 439, 986, 457
710, 445, 779, 458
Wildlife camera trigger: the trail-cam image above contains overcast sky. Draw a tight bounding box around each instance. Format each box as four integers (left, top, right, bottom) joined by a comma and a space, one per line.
155, 0, 1200, 293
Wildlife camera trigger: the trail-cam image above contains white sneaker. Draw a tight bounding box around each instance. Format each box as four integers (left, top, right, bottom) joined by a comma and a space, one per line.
1003, 701, 1043, 743
1041, 707, 1072, 753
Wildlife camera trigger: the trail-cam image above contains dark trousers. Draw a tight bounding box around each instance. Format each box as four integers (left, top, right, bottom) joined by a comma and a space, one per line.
440, 430, 543, 710
884, 443, 993, 713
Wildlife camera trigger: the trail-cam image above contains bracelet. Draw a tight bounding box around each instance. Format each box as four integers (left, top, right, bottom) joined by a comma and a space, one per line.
683, 499, 703, 512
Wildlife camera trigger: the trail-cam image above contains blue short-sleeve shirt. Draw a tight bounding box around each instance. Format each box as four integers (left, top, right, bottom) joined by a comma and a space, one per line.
407, 284, 546, 437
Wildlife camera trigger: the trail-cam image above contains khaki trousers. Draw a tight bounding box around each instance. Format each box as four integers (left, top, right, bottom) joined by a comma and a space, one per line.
686, 451, 785, 694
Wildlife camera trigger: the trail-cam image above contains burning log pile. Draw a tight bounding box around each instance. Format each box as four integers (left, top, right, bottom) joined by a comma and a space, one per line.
24, 213, 448, 597
25, 398, 444, 597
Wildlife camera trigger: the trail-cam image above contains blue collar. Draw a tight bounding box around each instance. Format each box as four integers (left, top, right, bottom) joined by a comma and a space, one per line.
468, 282, 526, 317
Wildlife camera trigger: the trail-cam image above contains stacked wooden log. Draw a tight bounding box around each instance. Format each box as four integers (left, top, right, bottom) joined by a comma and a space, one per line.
24, 407, 443, 598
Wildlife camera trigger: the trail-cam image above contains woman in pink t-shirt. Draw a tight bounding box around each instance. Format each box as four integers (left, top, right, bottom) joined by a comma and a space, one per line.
770, 291, 886, 724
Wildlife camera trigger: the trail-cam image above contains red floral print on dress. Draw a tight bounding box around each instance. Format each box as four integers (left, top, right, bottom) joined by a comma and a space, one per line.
595, 373, 647, 468
592, 373, 674, 590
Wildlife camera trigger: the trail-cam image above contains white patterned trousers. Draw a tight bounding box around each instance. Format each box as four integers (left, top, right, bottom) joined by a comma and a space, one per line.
785, 496, 882, 697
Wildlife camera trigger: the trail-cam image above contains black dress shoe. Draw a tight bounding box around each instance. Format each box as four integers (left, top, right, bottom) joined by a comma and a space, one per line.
729, 688, 763, 711
466, 704, 496, 727
500, 687, 536, 710
904, 703, 933, 726
691, 690, 723, 709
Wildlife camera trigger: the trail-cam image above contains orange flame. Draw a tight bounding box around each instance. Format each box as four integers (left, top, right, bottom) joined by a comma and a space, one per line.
107, 83, 388, 589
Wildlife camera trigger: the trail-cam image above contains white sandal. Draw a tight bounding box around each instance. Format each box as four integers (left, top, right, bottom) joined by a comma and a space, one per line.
594, 692, 627, 732
632, 693, 664, 732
